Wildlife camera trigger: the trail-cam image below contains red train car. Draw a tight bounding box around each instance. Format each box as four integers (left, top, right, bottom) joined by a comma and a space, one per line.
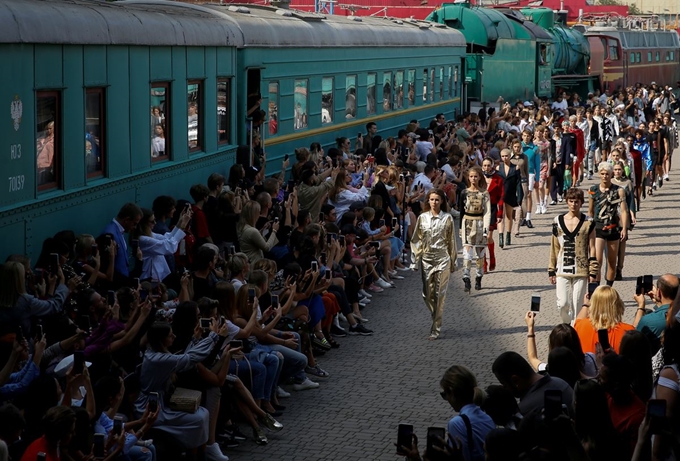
585, 26, 680, 91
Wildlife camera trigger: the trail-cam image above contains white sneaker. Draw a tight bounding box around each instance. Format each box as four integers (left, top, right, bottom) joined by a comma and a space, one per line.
388, 270, 398, 276
293, 377, 320, 391
391, 274, 405, 280
381, 277, 396, 287
375, 278, 392, 289
358, 289, 372, 298
276, 386, 291, 398
206, 442, 229, 461
663, 174, 669, 180
338, 313, 348, 323
396, 266, 410, 272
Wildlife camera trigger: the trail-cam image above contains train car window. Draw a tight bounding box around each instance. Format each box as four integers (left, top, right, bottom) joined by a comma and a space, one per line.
218, 79, 231, 144
367, 73, 376, 115
267, 81, 278, 136
647, 52, 652, 62
636, 52, 641, 62
608, 40, 619, 60
454, 67, 459, 97
430, 69, 435, 102
629, 53, 634, 63
294, 79, 308, 130
655, 51, 660, 62
36, 92, 60, 191
187, 81, 202, 153
395, 71, 404, 109
322, 77, 333, 124
671, 51, 675, 61
383, 73, 392, 112
423, 69, 428, 102
151, 84, 169, 161
345, 75, 356, 119
439, 67, 444, 100
448, 66, 453, 99
407, 69, 415, 106
85, 88, 104, 178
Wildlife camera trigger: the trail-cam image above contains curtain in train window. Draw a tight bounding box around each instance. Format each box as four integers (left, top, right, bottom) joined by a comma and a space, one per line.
218, 79, 231, 144
454, 67, 459, 97
268, 81, 278, 135
294, 79, 308, 130
151, 84, 169, 160
85, 89, 104, 178
383, 73, 392, 111
448, 66, 453, 99
345, 75, 357, 119
37, 92, 60, 190
423, 69, 428, 102
367, 73, 376, 115
395, 71, 404, 109
322, 77, 333, 124
187, 81, 202, 152
430, 69, 435, 102
407, 69, 415, 105
439, 67, 444, 100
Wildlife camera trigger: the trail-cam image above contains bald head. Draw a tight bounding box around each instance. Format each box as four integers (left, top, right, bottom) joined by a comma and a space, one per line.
658, 274, 679, 303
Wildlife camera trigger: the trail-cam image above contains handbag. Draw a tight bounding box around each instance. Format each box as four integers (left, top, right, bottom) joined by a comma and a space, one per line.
168, 387, 202, 413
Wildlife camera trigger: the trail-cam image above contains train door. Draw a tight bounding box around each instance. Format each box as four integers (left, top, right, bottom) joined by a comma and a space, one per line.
622, 51, 628, 88
244, 68, 262, 165
587, 37, 605, 91
536, 42, 552, 99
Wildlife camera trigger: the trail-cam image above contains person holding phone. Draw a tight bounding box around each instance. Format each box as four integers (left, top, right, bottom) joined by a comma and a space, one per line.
548, 187, 599, 324
237, 201, 279, 264
573, 285, 634, 354
410, 189, 457, 340
632, 274, 679, 342
99, 202, 144, 284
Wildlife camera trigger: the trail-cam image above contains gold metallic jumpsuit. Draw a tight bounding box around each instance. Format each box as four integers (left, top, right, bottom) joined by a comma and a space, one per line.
410, 211, 457, 338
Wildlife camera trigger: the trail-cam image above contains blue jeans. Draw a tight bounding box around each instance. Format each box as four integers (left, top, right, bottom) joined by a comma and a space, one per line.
269, 332, 307, 383
228, 357, 266, 400
247, 345, 283, 402
125, 444, 155, 461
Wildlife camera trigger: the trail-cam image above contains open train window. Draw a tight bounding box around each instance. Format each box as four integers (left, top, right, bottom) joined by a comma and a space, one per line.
655, 51, 660, 62
367, 73, 377, 115
345, 75, 356, 119
85, 88, 104, 179
608, 39, 619, 60
294, 79, 308, 130
423, 69, 428, 102
187, 81, 202, 153
383, 73, 392, 112
407, 69, 415, 106
647, 52, 652, 62
267, 81, 278, 136
395, 71, 404, 109
636, 52, 641, 62
453, 67, 459, 97
439, 67, 444, 100
150, 84, 169, 161
37, 91, 60, 191
448, 67, 453, 99
322, 77, 333, 124
218, 79, 231, 144
430, 69, 435, 102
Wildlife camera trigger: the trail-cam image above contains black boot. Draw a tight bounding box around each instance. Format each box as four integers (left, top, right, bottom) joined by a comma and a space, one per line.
506, 232, 512, 246
499, 233, 504, 248
615, 269, 622, 281
463, 278, 471, 293
475, 276, 482, 291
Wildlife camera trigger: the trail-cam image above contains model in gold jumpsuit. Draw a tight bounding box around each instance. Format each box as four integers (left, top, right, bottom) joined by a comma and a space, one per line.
410, 189, 457, 340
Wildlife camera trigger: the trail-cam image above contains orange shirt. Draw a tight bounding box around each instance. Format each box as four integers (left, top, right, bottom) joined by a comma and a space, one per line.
573, 318, 634, 354
20, 436, 59, 461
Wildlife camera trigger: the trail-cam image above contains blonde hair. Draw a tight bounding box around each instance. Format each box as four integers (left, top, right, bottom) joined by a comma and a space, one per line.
0, 261, 26, 309
238, 200, 261, 230
440, 364, 485, 405
589, 285, 625, 330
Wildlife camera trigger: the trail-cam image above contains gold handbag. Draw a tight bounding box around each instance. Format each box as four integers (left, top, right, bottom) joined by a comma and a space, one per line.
168, 387, 202, 413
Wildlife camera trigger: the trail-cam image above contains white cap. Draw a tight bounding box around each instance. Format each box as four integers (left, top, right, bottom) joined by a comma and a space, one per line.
54, 354, 92, 378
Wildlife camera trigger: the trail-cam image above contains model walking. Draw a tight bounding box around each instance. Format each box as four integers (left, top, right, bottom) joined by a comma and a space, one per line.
482, 157, 503, 273
497, 148, 522, 248
460, 166, 491, 292
410, 189, 457, 340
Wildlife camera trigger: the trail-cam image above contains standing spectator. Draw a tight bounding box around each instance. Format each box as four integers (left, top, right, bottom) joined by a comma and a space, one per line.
100, 202, 143, 285
189, 184, 213, 246
20, 406, 79, 461
633, 274, 679, 343
574, 286, 634, 354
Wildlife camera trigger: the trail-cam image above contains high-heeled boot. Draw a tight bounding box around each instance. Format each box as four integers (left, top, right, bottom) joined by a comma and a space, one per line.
506, 232, 512, 246
499, 233, 504, 249
488, 241, 496, 271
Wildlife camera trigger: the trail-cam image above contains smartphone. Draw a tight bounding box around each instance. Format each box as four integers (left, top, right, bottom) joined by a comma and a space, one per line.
320, 252, 327, 265
34, 269, 44, 285
284, 153, 289, 161
325, 270, 332, 280
311, 261, 318, 271
36, 453, 47, 461
133, 278, 140, 290
148, 392, 159, 413
636, 276, 644, 295
287, 180, 295, 192
15, 326, 24, 343
220, 316, 226, 327
396, 423, 414, 455
588, 282, 599, 297
93, 433, 106, 458
131, 239, 139, 253
370, 241, 380, 250
35, 323, 43, 339
248, 288, 256, 304
379, 219, 385, 228
319, 212, 325, 222
326, 234, 332, 244
358, 132, 362, 138
426, 427, 446, 456
338, 235, 345, 245
274, 217, 279, 224
647, 399, 667, 434
199, 318, 212, 329
271, 295, 279, 308
597, 328, 611, 351
185, 202, 191, 211
544, 389, 563, 420
72, 350, 85, 375
229, 245, 236, 256
78, 315, 91, 332
643, 275, 653, 293
112, 416, 124, 435
392, 217, 398, 228
50, 253, 60, 276
230, 340, 243, 349
107, 290, 115, 306
330, 233, 337, 241
91, 244, 98, 257
139, 289, 149, 302
530, 294, 541, 312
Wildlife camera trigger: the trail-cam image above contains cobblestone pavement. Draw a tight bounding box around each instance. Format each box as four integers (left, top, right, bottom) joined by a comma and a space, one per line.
227, 176, 680, 461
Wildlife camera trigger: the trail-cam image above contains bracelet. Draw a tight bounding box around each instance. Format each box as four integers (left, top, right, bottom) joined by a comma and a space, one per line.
527, 334, 535, 338
637, 308, 646, 313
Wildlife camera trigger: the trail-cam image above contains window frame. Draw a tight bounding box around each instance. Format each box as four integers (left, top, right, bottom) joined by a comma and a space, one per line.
407, 69, 416, 106
36, 90, 61, 192
150, 82, 170, 162
367, 73, 377, 115
187, 80, 203, 153
453, 66, 459, 97
85, 87, 105, 179
395, 70, 404, 110
383, 72, 392, 112
322, 76, 334, 124
293, 78, 309, 131
217, 78, 231, 145
345, 74, 357, 119
265, 80, 278, 137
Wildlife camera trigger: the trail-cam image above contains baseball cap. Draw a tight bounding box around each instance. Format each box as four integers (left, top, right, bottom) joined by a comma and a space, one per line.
54, 354, 92, 378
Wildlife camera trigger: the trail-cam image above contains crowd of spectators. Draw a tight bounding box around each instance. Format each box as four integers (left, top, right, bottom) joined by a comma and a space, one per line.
0, 79, 678, 461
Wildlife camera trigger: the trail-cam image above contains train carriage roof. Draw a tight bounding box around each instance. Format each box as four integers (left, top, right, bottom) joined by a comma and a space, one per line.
0, 0, 244, 46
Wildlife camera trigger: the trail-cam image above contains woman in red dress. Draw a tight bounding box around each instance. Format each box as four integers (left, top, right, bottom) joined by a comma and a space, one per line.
482, 156, 504, 271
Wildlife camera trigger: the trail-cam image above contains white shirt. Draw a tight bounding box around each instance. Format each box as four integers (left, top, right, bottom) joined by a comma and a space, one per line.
330, 186, 370, 223
441, 164, 457, 182
140, 227, 186, 281
410, 172, 434, 195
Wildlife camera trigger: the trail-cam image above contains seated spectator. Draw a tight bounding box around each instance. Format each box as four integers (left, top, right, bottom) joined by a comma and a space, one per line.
574, 286, 634, 354
328, 169, 370, 224
227, 253, 248, 294
297, 162, 337, 221
20, 406, 79, 461
100, 202, 143, 286
619, 330, 653, 402
492, 351, 573, 416
189, 184, 213, 246
237, 201, 279, 264
546, 347, 582, 389
0, 403, 26, 461
133, 207, 191, 282
190, 246, 220, 301
653, 319, 680, 459
212, 191, 242, 248
0, 337, 45, 403
72, 234, 114, 288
